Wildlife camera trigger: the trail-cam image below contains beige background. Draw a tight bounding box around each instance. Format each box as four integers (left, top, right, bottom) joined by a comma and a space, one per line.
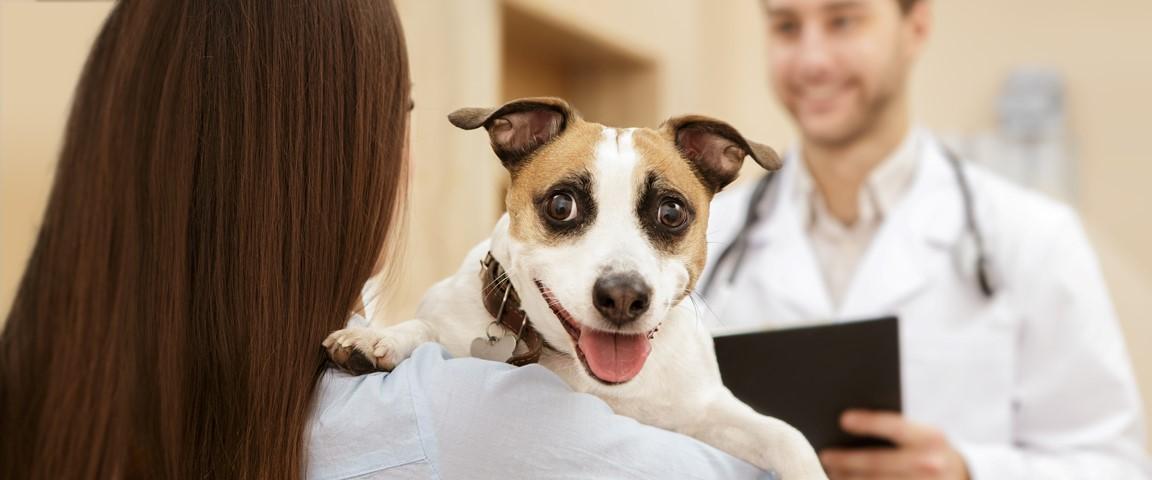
2, 0, 1150, 446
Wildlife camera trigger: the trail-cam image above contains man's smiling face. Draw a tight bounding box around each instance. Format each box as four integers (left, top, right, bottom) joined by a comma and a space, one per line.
763, 0, 928, 147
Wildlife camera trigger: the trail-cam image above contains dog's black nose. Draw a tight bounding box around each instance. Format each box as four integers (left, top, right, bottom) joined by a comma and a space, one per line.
592, 273, 652, 326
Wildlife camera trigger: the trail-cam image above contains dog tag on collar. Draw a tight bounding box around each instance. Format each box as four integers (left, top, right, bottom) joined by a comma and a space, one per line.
470, 335, 517, 362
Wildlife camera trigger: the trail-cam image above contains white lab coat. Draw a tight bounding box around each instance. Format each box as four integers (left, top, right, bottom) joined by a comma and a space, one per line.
703, 131, 1151, 478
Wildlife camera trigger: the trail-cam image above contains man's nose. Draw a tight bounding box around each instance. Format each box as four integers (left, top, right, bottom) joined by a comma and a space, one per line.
793, 28, 835, 78
592, 273, 652, 326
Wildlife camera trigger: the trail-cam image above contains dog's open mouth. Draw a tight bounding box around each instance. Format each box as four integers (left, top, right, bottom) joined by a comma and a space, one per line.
535, 280, 652, 385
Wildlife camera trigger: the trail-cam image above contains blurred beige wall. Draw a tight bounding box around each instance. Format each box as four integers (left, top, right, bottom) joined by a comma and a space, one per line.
1, 1, 114, 318
2, 0, 1150, 445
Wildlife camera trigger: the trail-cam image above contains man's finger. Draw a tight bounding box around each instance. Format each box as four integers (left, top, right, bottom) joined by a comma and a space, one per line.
840, 410, 944, 446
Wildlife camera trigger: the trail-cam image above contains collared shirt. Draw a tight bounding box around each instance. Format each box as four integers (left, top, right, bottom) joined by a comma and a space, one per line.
305, 317, 770, 479
792, 129, 922, 307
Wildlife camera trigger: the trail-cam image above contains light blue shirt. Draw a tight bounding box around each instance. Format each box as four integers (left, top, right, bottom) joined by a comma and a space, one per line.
306, 343, 770, 479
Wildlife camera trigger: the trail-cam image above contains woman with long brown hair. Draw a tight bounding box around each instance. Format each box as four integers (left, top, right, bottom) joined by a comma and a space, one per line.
0, 2, 767, 478
1, 1, 409, 477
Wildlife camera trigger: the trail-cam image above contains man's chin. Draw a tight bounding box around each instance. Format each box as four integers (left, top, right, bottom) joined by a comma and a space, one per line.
799, 117, 868, 149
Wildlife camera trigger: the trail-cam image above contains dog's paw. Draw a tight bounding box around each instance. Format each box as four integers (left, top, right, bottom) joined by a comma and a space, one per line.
322, 327, 407, 374
761, 422, 829, 480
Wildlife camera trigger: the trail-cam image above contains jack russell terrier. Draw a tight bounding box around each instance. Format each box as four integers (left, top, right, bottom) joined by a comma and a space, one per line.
324, 97, 827, 479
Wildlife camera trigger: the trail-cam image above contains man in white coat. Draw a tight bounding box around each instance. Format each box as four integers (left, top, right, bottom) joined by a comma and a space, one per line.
704, 0, 1152, 478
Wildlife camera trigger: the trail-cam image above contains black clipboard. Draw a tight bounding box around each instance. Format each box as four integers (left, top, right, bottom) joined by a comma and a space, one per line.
712, 316, 902, 451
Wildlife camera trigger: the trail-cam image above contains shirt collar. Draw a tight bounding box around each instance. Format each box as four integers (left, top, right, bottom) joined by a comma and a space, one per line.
792, 127, 923, 228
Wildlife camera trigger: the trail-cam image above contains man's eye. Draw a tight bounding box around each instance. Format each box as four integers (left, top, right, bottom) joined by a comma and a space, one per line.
772, 20, 800, 36
829, 15, 858, 30
546, 193, 578, 222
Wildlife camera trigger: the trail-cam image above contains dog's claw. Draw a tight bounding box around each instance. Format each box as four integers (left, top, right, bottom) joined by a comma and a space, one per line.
324, 327, 397, 375
345, 349, 378, 373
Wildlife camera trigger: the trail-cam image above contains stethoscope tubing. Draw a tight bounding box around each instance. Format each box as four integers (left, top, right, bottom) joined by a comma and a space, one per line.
700, 140, 995, 300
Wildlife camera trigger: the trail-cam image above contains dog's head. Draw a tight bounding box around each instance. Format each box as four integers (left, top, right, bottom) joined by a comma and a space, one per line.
450, 97, 781, 385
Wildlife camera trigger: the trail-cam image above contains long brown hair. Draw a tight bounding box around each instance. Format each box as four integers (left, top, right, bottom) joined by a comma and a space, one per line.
0, 1, 409, 478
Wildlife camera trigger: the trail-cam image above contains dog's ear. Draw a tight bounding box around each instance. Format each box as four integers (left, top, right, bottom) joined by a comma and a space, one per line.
448, 97, 573, 170
662, 115, 782, 192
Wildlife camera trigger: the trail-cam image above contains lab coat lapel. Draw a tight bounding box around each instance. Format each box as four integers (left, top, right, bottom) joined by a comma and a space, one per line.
748, 155, 836, 321
836, 217, 930, 319
838, 140, 962, 319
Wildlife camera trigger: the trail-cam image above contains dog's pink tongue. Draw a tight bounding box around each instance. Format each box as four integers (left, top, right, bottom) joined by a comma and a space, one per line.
578, 327, 651, 383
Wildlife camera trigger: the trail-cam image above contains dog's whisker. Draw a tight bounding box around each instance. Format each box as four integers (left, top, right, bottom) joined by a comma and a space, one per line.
687, 290, 722, 328
687, 295, 701, 323
482, 272, 511, 295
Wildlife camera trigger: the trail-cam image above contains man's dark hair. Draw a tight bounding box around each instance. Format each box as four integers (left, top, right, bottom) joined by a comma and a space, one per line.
761, 0, 924, 15
897, 0, 922, 13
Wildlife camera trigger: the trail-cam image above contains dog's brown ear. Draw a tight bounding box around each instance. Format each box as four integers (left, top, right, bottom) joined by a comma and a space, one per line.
448, 97, 573, 170
662, 115, 782, 192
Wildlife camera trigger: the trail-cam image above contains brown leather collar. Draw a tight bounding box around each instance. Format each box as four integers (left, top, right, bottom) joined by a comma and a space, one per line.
479, 252, 543, 366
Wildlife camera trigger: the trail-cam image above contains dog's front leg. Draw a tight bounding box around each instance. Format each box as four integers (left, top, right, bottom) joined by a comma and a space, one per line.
323, 318, 437, 374
687, 393, 828, 480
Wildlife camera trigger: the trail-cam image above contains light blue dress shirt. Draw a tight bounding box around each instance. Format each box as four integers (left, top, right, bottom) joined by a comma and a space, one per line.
306, 343, 771, 479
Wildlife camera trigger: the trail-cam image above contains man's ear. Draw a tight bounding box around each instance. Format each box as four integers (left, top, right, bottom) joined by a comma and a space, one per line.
662, 115, 782, 192
905, 0, 933, 57
448, 97, 574, 171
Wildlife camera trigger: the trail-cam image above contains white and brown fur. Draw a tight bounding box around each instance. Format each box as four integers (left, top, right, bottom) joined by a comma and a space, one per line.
324, 97, 827, 479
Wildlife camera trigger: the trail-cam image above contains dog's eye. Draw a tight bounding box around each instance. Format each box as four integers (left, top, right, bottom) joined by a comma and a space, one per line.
546, 193, 578, 222
657, 199, 687, 229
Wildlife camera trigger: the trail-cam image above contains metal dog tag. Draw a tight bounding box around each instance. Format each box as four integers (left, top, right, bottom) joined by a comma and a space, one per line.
470, 334, 517, 362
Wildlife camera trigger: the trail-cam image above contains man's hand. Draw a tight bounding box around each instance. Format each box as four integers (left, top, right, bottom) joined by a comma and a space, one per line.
819, 410, 970, 480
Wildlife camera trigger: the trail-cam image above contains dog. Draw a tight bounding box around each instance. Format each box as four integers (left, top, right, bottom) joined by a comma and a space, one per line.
324, 97, 827, 479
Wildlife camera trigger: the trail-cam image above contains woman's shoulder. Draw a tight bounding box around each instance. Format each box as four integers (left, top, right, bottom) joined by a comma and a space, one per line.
307, 343, 766, 479
307, 359, 439, 479
306, 343, 568, 479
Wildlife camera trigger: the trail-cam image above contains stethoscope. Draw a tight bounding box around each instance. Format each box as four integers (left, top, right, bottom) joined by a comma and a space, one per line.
700, 141, 996, 301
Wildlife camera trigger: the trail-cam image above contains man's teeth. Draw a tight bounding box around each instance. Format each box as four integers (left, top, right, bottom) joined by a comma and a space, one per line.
802, 86, 841, 101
